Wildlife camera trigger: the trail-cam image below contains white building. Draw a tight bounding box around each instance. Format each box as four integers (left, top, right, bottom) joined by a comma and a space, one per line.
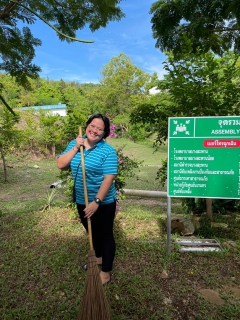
149, 86, 160, 95
19, 104, 67, 116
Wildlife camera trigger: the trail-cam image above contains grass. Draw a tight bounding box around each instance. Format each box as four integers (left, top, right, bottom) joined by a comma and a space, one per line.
108, 137, 167, 191
108, 137, 168, 166
1, 141, 240, 320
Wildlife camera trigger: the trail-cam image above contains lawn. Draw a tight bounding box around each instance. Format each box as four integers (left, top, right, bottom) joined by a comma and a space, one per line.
0, 140, 240, 320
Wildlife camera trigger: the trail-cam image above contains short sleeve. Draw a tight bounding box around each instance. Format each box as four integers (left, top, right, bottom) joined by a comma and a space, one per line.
58, 140, 76, 158
102, 147, 118, 175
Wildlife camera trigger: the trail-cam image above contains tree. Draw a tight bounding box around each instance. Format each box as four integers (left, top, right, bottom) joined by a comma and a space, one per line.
63, 108, 87, 141
0, 105, 19, 181
0, 0, 125, 113
131, 47, 240, 219
38, 113, 64, 157
17, 109, 41, 155
60, 84, 88, 111
150, 0, 240, 55
30, 78, 62, 106
88, 53, 154, 115
131, 48, 240, 145
0, 72, 20, 108
19, 84, 38, 108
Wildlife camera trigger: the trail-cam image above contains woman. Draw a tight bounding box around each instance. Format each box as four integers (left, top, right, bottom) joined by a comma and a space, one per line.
57, 113, 118, 284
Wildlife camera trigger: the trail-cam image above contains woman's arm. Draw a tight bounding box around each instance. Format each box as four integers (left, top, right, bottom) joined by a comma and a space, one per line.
83, 174, 116, 218
57, 136, 84, 169
96, 174, 116, 201
57, 146, 79, 169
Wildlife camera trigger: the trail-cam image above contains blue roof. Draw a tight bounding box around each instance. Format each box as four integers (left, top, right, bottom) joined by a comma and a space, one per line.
20, 104, 67, 110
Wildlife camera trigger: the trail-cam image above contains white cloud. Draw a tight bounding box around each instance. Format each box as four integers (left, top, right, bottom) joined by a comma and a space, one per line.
129, 52, 167, 79
87, 39, 123, 62
40, 64, 62, 76
144, 63, 167, 80
61, 73, 99, 84
121, 33, 128, 39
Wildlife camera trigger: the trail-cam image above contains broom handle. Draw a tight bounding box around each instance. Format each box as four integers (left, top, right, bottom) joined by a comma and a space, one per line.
79, 127, 94, 251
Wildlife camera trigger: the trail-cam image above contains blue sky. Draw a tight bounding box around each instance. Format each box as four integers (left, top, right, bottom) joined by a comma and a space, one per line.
29, 1, 167, 84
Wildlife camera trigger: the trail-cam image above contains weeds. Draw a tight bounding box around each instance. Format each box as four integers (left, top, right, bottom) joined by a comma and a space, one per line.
41, 188, 58, 211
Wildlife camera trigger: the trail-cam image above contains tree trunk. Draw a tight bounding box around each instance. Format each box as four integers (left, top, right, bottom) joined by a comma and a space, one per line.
206, 198, 213, 221
52, 143, 55, 157
0, 147, 8, 182
30, 139, 33, 153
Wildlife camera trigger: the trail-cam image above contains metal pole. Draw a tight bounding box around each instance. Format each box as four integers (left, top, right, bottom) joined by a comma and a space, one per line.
167, 196, 171, 256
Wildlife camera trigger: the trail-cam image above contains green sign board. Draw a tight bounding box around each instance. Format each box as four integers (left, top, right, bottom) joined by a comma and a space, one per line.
168, 116, 240, 199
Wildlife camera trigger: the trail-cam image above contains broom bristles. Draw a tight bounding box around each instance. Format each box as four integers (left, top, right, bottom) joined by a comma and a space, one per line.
78, 250, 111, 320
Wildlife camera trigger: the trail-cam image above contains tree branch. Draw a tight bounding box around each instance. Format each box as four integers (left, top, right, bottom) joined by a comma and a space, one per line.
0, 0, 20, 19
52, 0, 94, 10
8, 1, 94, 43
210, 26, 240, 33
0, 94, 16, 115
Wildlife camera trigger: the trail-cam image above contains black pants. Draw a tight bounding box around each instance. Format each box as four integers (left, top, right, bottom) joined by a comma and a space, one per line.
77, 201, 116, 272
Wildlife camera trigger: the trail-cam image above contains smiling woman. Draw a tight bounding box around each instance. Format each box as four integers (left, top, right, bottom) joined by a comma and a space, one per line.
57, 113, 118, 285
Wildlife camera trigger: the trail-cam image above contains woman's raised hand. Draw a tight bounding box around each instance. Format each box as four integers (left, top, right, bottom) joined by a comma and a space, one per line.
75, 135, 85, 149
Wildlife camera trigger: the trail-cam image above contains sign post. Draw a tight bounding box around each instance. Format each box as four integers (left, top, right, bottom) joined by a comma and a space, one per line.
167, 116, 240, 254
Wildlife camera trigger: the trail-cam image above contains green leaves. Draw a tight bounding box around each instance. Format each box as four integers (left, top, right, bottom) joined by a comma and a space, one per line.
92, 53, 152, 115
0, 1, 125, 83
0, 26, 41, 88
0, 0, 125, 114
0, 104, 20, 180
131, 47, 240, 146
114, 146, 141, 193
150, 0, 240, 55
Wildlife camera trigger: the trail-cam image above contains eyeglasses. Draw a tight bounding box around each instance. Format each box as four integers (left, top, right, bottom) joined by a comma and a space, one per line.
89, 124, 104, 133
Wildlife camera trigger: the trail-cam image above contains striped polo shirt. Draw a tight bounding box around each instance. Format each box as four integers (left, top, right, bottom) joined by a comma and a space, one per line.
59, 138, 118, 205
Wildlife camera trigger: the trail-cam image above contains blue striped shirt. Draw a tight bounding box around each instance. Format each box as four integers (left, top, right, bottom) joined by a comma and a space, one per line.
59, 138, 118, 205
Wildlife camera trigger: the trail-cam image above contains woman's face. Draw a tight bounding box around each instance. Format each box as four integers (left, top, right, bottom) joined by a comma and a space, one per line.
86, 118, 105, 144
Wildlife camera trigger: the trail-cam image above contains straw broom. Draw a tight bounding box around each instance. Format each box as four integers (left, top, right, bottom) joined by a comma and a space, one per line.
78, 127, 111, 320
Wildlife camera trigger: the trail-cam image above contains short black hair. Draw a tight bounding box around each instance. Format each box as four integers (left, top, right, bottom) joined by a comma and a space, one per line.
85, 113, 110, 139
